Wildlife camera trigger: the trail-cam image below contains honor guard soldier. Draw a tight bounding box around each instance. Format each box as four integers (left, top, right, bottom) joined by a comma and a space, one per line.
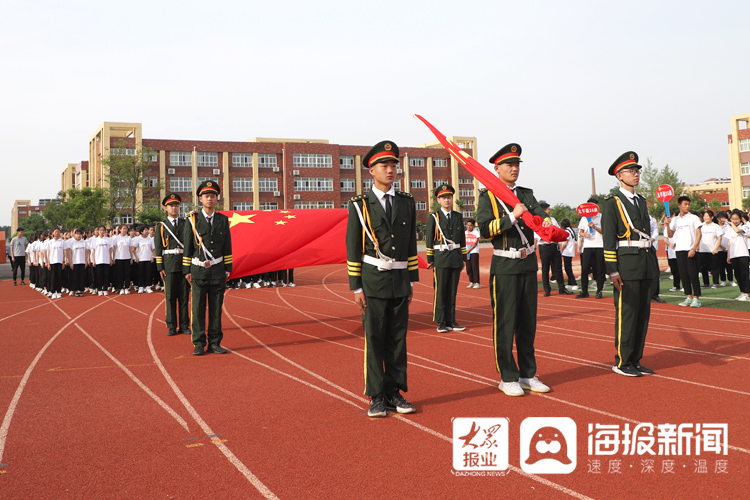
155, 193, 191, 337
183, 181, 233, 356
346, 140, 420, 418
426, 184, 467, 333
601, 152, 655, 377
476, 143, 552, 397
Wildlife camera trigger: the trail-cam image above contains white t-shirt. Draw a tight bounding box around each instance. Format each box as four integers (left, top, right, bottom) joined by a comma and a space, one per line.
47, 238, 65, 265
68, 239, 88, 265
91, 236, 113, 265
134, 235, 154, 261
718, 223, 730, 251
113, 235, 133, 260
669, 213, 701, 252
578, 214, 603, 249
746, 222, 750, 250
698, 222, 722, 253
649, 216, 659, 251
561, 227, 577, 258
664, 226, 676, 259
465, 228, 480, 255
40, 240, 49, 264
725, 225, 750, 259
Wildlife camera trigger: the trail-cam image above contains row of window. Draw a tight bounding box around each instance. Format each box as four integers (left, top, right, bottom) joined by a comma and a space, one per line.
233, 202, 278, 210
168, 152, 279, 168
739, 138, 750, 153
741, 162, 750, 176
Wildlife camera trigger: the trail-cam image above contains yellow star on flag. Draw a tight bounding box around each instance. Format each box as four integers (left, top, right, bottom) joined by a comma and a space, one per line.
228, 213, 257, 228
280, 210, 290, 214
275, 220, 287, 226
285, 215, 296, 219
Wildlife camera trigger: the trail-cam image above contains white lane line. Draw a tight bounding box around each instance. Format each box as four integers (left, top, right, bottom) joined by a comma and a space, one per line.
145, 300, 278, 500
0, 301, 53, 323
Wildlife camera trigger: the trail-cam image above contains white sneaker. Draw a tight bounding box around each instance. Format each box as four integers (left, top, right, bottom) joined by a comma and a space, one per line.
467, 283, 475, 288
103, 291, 109, 296
288, 283, 297, 287
138, 287, 144, 294
731, 282, 738, 287
519, 377, 551, 393
125, 289, 131, 294
473, 283, 481, 289
678, 298, 691, 307
282, 282, 288, 287
735, 294, 749, 301
252, 282, 261, 289
69, 291, 74, 296
690, 298, 701, 308
669, 287, 678, 292
569, 285, 579, 290
145, 287, 154, 294
245, 283, 252, 289
720, 281, 727, 287
498, 381, 524, 397
98, 291, 103, 296
668, 275, 673, 279
119, 289, 125, 295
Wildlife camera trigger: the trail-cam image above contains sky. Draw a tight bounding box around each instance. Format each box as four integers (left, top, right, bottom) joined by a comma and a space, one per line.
1, 0, 748, 226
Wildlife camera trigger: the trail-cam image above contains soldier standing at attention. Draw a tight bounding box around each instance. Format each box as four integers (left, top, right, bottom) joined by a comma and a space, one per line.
183, 181, 233, 356
426, 184, 467, 333
476, 143, 552, 397
601, 152, 655, 377
155, 193, 191, 337
346, 140, 420, 418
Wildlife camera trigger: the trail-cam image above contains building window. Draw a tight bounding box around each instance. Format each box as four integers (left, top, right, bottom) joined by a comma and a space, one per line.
459, 178, 473, 184
341, 178, 355, 192
294, 201, 334, 209
198, 152, 218, 167
293, 153, 332, 168
259, 202, 278, 210
294, 177, 333, 191
743, 186, 750, 199
462, 210, 474, 219
115, 214, 134, 224
170, 177, 192, 192
143, 152, 158, 162
411, 179, 426, 189
233, 202, 253, 210
233, 153, 253, 168
170, 151, 192, 167
198, 177, 219, 184
142, 177, 158, 188
434, 179, 448, 188
741, 162, 750, 175
740, 138, 750, 152
340, 155, 355, 169
393, 180, 401, 191
363, 179, 374, 190
258, 177, 278, 192
416, 201, 427, 210
341, 202, 348, 208
111, 148, 136, 156
258, 153, 277, 168
433, 158, 448, 167
233, 178, 253, 192
179, 204, 191, 217
410, 157, 425, 167
459, 189, 474, 198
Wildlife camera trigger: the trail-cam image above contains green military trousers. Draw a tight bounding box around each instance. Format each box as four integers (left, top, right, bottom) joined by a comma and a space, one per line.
433, 267, 461, 324
191, 279, 226, 348
613, 279, 651, 369
164, 272, 190, 332
362, 295, 410, 397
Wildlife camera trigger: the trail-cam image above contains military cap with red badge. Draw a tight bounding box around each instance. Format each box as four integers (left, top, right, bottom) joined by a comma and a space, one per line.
608, 151, 642, 176
197, 180, 221, 197
162, 193, 182, 206
434, 184, 455, 198
363, 140, 400, 168
489, 143, 522, 165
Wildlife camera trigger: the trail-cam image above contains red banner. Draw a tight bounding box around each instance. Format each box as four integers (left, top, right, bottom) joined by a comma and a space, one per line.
576, 203, 600, 217
414, 115, 568, 243
220, 209, 428, 278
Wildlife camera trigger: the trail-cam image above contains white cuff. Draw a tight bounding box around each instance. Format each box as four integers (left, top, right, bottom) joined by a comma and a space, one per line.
508, 212, 517, 225
353, 288, 363, 294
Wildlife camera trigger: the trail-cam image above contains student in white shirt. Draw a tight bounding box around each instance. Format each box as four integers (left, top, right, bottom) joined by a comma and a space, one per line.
576, 198, 605, 299
716, 211, 734, 286
464, 219, 481, 288
112, 225, 134, 294
66, 228, 88, 297
725, 210, 750, 300
133, 225, 155, 293
666, 196, 703, 307
91, 225, 114, 296
697, 210, 723, 289
664, 220, 680, 292
45, 228, 66, 299
148, 225, 162, 291
559, 218, 578, 290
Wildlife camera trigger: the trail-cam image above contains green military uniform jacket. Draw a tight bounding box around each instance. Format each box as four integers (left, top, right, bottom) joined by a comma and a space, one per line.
346, 190, 419, 298
155, 218, 186, 274
601, 191, 655, 281
426, 210, 467, 268
476, 187, 547, 275
182, 210, 233, 279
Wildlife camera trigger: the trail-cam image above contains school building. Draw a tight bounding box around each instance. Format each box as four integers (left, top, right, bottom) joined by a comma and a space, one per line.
727, 112, 750, 209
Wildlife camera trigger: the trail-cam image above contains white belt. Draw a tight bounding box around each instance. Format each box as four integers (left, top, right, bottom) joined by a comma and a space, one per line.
163, 249, 183, 255
435, 243, 461, 251
493, 246, 535, 259
191, 257, 223, 268
616, 240, 652, 249
362, 254, 408, 271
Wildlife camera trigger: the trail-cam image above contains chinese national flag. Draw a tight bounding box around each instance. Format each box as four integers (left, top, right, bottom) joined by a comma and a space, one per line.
220, 209, 428, 278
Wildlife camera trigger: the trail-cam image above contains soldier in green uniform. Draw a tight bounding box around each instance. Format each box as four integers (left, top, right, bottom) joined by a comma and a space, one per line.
182, 181, 233, 356
476, 143, 553, 397
155, 193, 191, 337
426, 184, 467, 333
346, 140, 420, 417
601, 152, 655, 377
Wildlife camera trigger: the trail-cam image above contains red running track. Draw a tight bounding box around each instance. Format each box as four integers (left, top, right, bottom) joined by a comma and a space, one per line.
0, 249, 747, 499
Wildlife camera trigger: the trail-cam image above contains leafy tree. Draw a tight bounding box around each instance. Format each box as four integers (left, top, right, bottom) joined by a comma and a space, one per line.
18, 213, 49, 233
639, 157, 685, 218
551, 203, 581, 226
742, 195, 750, 212
136, 205, 167, 225
102, 139, 162, 224
42, 191, 71, 229
65, 187, 110, 229
708, 199, 722, 213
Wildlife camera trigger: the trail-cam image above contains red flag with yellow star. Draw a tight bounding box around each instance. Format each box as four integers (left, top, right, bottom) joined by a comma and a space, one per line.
221, 208, 428, 278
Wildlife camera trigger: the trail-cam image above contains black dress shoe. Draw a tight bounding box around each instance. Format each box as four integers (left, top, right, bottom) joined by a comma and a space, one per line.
13, 281, 17, 286
436, 323, 449, 333
449, 323, 466, 331
192, 346, 205, 356
595, 291, 603, 299
635, 364, 655, 375
559, 289, 573, 295
575, 293, 590, 299
182, 329, 192, 336
612, 364, 642, 377
543, 291, 551, 297
651, 297, 666, 303
167, 329, 178, 336
21, 281, 26, 285
207, 343, 228, 354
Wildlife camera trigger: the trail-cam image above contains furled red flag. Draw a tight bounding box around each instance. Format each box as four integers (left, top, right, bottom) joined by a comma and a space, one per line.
220, 209, 428, 278
415, 114, 569, 243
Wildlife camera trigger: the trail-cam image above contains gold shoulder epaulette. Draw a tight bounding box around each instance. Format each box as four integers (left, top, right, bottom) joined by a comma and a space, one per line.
350, 194, 366, 202
396, 190, 412, 198
479, 188, 488, 193
603, 195, 612, 200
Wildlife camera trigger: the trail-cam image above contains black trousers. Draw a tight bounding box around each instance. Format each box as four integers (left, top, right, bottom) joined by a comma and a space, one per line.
613, 278, 651, 368
699, 252, 721, 286
95, 264, 110, 292
138, 261, 152, 288
278, 269, 294, 284
717, 251, 733, 282
12, 256, 26, 281
667, 258, 680, 289
539, 244, 565, 293
650, 251, 661, 298
562, 255, 577, 286
580, 248, 605, 293
731, 256, 750, 293
48, 263, 62, 294
72, 264, 86, 292
433, 267, 461, 324
675, 251, 701, 297
114, 260, 131, 290
362, 295, 410, 397
30, 263, 37, 286
465, 253, 480, 284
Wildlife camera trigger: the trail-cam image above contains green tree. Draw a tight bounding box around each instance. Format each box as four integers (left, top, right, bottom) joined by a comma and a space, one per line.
136, 204, 167, 225
65, 187, 110, 229
639, 157, 685, 218
102, 139, 161, 224
42, 191, 71, 229
742, 195, 750, 212
18, 213, 49, 233
708, 199, 722, 213
551, 203, 580, 226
